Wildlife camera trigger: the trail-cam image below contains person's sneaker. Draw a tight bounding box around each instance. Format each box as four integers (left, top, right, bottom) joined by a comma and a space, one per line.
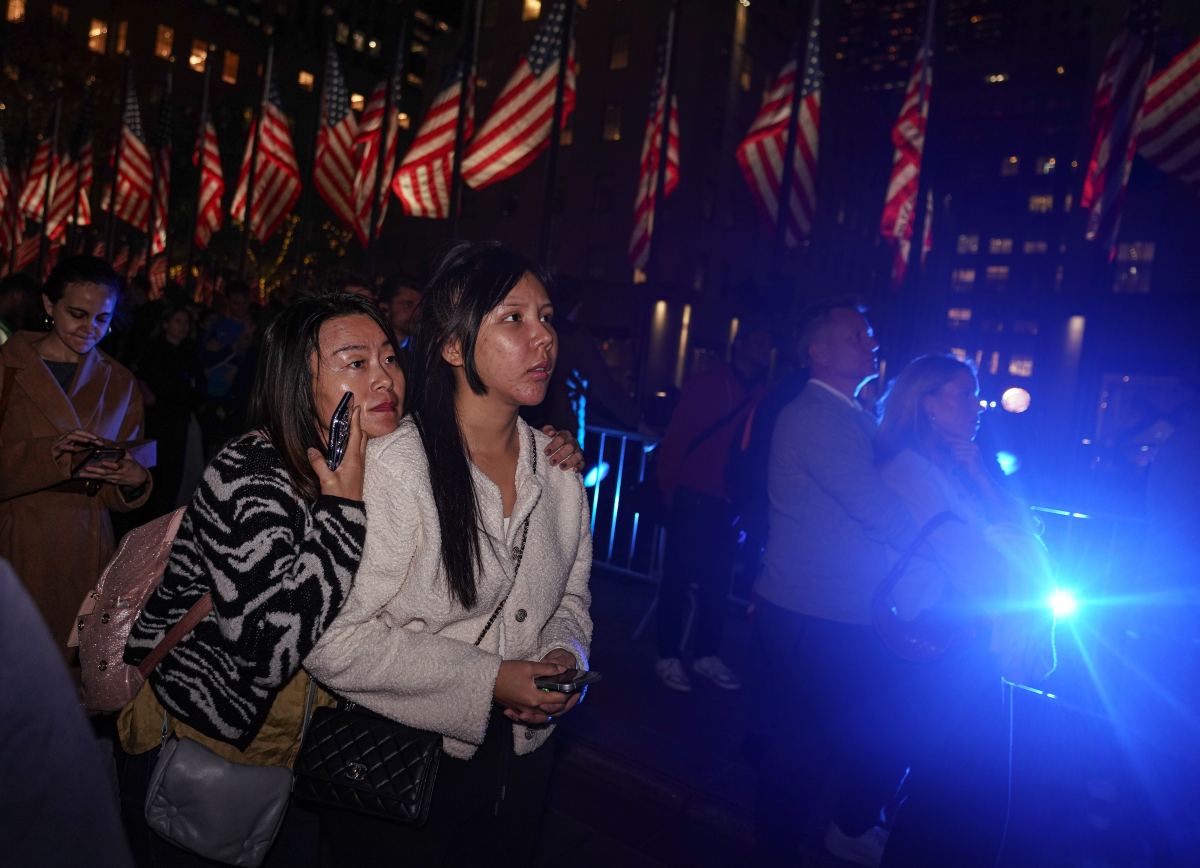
692, 655, 742, 690
824, 822, 889, 868
655, 657, 693, 692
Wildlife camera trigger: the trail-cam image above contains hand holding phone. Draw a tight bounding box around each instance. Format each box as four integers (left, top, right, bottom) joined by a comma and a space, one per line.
534, 668, 602, 694
72, 446, 126, 476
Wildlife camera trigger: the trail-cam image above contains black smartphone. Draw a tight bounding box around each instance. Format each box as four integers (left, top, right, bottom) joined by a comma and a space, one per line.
326, 393, 353, 471
73, 446, 126, 475
534, 668, 602, 694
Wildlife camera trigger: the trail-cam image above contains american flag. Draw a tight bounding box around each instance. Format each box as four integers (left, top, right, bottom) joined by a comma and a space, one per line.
1081, 0, 1160, 252
1137, 36, 1200, 187
0, 134, 25, 256
353, 66, 403, 245
735, 8, 822, 248
46, 107, 94, 241
462, 0, 576, 190
149, 255, 168, 294
112, 77, 154, 232
627, 36, 680, 272
392, 60, 473, 219
881, 21, 932, 288
12, 234, 46, 273
314, 44, 359, 233
17, 136, 55, 219
149, 91, 172, 256
193, 120, 224, 250
231, 81, 301, 243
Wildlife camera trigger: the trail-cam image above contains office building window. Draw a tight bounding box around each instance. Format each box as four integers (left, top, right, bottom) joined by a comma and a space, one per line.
1023, 240, 1048, 254
950, 347, 968, 361
6, 1, 25, 23
189, 40, 208, 73
1008, 356, 1034, 377
951, 268, 976, 291
986, 265, 1009, 289
350, 93, 365, 112
88, 19, 108, 54
50, 4, 67, 25
988, 351, 1000, 375
154, 24, 174, 59
523, 0, 542, 21
1001, 155, 1019, 176
1028, 194, 1053, 213
610, 33, 629, 70
397, 112, 411, 130
335, 21, 349, 43
297, 69, 314, 91
740, 55, 753, 91
222, 51, 238, 84
406, 72, 423, 87
115, 20, 127, 54
947, 307, 972, 328
1035, 155, 1056, 175
956, 233, 979, 254
1113, 241, 1155, 293
352, 30, 366, 52
602, 104, 621, 142
989, 237, 1013, 254
1062, 192, 1073, 212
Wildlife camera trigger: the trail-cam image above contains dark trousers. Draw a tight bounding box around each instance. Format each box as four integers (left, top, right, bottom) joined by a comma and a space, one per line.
751, 602, 911, 866
656, 488, 737, 659
318, 708, 556, 868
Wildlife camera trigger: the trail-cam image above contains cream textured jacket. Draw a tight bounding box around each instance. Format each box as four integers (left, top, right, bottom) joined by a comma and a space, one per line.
306, 416, 593, 759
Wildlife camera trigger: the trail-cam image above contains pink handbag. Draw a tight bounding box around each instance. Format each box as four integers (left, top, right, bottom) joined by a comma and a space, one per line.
68, 506, 187, 712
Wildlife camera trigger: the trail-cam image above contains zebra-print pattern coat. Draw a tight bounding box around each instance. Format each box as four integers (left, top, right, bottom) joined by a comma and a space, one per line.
124, 432, 366, 750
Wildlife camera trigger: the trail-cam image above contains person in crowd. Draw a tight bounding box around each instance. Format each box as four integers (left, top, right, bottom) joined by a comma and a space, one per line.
381, 277, 424, 349
325, 269, 376, 303
874, 353, 1054, 866
752, 300, 916, 867
132, 304, 206, 519
306, 242, 594, 867
0, 558, 134, 868
0, 256, 152, 668
198, 280, 260, 455
652, 323, 773, 692
0, 272, 39, 344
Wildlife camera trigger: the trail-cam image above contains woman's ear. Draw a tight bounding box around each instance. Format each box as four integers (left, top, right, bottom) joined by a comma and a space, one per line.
920, 394, 937, 424
441, 337, 464, 368
41, 294, 54, 320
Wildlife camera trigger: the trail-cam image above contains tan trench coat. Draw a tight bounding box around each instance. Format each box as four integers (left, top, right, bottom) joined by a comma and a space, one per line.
0, 331, 152, 659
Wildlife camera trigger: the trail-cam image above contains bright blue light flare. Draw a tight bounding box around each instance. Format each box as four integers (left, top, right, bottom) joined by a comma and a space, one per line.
996, 450, 1021, 476
1049, 588, 1079, 619
583, 461, 611, 489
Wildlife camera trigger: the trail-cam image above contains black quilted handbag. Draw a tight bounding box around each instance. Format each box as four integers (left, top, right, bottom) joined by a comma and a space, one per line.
292, 704, 442, 826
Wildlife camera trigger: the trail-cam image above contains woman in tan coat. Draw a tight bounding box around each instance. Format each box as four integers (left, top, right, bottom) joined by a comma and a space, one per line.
0, 256, 151, 663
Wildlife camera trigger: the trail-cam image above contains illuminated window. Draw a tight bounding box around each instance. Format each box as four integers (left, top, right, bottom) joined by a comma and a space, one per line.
368, 39, 380, 57
985, 72, 1008, 84
610, 33, 629, 70
222, 51, 238, 84
397, 111, 411, 130
405, 72, 423, 87
1062, 193, 1073, 212
947, 307, 972, 328
351, 30, 365, 51
154, 25, 174, 60
1023, 240, 1048, 254
297, 69, 314, 91
950, 347, 968, 361
522, 0, 542, 21
985, 265, 1009, 289
6, 1, 25, 23
559, 116, 573, 145
88, 19, 108, 54
1113, 241, 1155, 293
988, 237, 1013, 255
951, 268, 976, 291
740, 55, 753, 92
115, 20, 127, 54
189, 40, 208, 73
1008, 356, 1034, 377
988, 351, 1000, 375
335, 21, 349, 43
1028, 194, 1053, 213
602, 104, 621, 142
1035, 155, 1056, 175
956, 233, 979, 254
50, 4, 67, 25
350, 92, 365, 112
1001, 155, 1019, 176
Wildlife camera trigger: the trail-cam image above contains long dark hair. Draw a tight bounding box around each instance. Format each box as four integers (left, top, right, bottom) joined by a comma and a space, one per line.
408, 241, 550, 609
247, 293, 395, 501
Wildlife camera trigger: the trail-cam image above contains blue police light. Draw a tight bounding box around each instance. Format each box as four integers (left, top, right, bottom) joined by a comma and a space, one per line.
1049, 588, 1079, 619
583, 461, 611, 489
995, 450, 1021, 476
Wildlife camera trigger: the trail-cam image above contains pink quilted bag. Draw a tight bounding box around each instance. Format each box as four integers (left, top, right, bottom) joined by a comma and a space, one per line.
68, 507, 187, 712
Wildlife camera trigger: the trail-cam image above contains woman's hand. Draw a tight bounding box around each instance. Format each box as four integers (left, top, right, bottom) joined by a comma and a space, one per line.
307, 404, 367, 502
541, 425, 585, 472
75, 455, 150, 489
529, 648, 584, 719
494, 659, 569, 726
51, 429, 104, 463
948, 438, 987, 480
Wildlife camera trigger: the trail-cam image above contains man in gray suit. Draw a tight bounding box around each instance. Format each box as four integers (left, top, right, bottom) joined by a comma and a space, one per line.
752, 301, 917, 867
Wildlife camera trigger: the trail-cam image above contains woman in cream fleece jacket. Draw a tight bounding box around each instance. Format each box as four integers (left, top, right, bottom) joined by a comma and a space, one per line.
307, 242, 593, 866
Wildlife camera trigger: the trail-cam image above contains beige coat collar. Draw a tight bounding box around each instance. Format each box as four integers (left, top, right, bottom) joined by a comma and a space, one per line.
5, 330, 114, 433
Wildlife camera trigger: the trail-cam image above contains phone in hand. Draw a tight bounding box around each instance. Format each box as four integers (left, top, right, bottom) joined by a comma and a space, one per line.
326, 393, 353, 471
73, 446, 126, 475
534, 668, 602, 694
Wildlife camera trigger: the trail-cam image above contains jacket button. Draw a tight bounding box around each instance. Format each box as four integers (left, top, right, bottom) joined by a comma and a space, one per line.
97, 660, 108, 671
100, 612, 111, 625
77, 619, 86, 630
514, 609, 527, 623
524, 729, 535, 740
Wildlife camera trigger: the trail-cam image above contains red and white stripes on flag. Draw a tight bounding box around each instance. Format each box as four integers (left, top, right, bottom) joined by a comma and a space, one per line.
149, 256, 168, 294
1080, 0, 1159, 252
392, 63, 472, 220
628, 41, 680, 272
353, 72, 402, 245
314, 44, 359, 233
881, 30, 932, 288
18, 139, 55, 219
1137, 36, 1200, 188
0, 135, 19, 256
735, 9, 822, 248
112, 82, 154, 232
231, 83, 301, 243
47, 132, 94, 242
461, 0, 575, 190
149, 96, 171, 256
193, 121, 225, 250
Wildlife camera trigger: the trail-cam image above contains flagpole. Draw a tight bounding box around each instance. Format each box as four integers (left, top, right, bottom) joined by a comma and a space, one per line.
36, 95, 62, 280
536, 0, 577, 264
448, 0, 482, 240
368, 10, 409, 280
106, 58, 132, 261
770, 0, 816, 284
69, 85, 89, 255
146, 67, 172, 280
185, 49, 213, 296
239, 40, 274, 281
